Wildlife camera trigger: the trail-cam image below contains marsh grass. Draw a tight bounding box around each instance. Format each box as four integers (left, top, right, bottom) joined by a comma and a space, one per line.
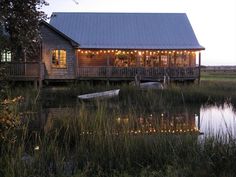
1, 100, 236, 177
201, 71, 236, 82
40, 80, 236, 109
1, 81, 236, 177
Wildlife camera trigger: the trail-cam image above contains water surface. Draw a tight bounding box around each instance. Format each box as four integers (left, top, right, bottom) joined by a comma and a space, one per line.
200, 104, 236, 137
30, 102, 236, 138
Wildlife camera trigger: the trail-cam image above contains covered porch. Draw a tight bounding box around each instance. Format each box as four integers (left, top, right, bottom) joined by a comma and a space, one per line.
77, 49, 201, 81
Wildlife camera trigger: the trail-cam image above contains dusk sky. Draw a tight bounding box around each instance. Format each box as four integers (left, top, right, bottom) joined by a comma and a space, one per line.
42, 0, 236, 66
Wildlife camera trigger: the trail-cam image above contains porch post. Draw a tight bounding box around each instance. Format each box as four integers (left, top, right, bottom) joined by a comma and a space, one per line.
75, 49, 79, 79
106, 54, 110, 66
168, 52, 171, 68
106, 54, 111, 78
174, 53, 176, 67
198, 52, 201, 84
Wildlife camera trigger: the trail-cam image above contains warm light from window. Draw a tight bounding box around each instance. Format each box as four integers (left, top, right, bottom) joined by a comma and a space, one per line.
52, 49, 67, 68
1, 50, 12, 62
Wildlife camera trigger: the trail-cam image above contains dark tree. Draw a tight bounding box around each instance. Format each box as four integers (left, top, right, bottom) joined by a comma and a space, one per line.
0, 0, 48, 61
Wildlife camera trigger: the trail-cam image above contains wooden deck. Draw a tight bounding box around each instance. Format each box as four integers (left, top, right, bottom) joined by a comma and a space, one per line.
0, 62, 44, 88
1, 62, 200, 82
77, 66, 200, 81
1, 62, 40, 80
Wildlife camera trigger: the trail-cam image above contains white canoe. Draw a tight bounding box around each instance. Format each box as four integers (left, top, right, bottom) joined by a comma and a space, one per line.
78, 89, 120, 100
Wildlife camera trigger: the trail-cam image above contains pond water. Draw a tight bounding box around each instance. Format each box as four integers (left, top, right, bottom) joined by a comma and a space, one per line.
29, 102, 236, 138
200, 104, 236, 137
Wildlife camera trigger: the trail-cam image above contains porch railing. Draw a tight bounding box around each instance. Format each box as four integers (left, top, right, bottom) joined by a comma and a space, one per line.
0, 62, 43, 80
77, 66, 199, 80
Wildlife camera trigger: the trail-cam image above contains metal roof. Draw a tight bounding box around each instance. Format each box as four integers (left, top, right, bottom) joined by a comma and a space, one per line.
50, 12, 204, 50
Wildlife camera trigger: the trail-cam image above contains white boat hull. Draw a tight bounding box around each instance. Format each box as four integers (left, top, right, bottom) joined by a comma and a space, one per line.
78, 89, 120, 100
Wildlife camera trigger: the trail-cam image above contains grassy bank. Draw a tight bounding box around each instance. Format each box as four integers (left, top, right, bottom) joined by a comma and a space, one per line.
1, 78, 236, 177
38, 79, 236, 109
201, 71, 236, 81
1, 101, 236, 177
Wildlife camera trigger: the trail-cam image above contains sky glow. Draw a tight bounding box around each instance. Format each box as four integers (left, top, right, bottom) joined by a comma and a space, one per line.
42, 0, 236, 65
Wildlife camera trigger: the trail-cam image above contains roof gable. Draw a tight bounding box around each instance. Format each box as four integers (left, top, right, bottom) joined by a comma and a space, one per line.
49, 12, 204, 50
40, 21, 79, 48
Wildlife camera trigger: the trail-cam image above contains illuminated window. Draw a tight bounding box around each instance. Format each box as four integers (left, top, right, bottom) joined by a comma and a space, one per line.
160, 55, 168, 66
51, 49, 67, 68
176, 56, 183, 67
152, 57, 160, 67
1, 50, 11, 62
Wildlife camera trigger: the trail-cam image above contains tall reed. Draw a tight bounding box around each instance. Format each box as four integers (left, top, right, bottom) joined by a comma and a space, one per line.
1, 80, 236, 177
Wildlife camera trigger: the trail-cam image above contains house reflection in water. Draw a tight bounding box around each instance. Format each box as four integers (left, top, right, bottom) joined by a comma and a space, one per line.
115, 110, 200, 135
35, 105, 201, 136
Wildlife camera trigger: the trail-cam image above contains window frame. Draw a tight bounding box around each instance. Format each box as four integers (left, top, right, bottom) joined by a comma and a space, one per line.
160, 55, 168, 67
51, 49, 67, 69
1, 50, 12, 62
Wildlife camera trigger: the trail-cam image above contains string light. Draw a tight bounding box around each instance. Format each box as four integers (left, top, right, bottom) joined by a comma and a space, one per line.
77, 49, 197, 58
78, 127, 199, 136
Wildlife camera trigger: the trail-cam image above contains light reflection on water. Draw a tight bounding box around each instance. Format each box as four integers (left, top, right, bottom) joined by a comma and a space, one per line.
31, 104, 236, 138
200, 104, 236, 137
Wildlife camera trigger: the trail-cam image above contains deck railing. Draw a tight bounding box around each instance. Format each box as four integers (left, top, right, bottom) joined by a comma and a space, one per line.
0, 62, 43, 80
0, 63, 199, 81
77, 66, 199, 80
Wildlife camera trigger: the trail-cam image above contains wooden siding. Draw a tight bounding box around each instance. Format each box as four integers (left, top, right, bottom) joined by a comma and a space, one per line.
40, 24, 76, 79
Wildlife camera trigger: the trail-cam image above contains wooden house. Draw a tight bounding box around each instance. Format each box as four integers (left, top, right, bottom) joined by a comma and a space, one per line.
1, 12, 205, 85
